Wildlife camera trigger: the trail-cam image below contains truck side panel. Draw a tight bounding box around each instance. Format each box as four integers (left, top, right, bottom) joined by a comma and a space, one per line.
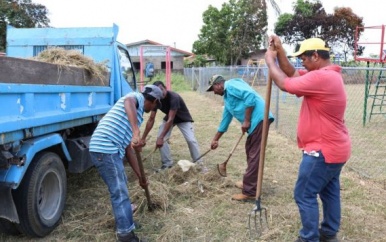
0, 83, 112, 144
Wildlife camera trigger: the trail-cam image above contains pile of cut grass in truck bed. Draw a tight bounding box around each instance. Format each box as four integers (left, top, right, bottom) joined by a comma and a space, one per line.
33, 47, 108, 85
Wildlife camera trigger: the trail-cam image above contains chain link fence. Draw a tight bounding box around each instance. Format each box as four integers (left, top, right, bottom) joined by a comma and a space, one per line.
184, 66, 386, 182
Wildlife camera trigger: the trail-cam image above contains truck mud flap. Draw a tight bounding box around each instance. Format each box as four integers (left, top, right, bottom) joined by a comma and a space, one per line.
0, 184, 19, 223
66, 136, 93, 173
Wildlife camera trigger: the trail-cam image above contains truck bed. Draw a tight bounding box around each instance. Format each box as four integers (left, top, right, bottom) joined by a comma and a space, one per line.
0, 57, 113, 145
0, 56, 108, 86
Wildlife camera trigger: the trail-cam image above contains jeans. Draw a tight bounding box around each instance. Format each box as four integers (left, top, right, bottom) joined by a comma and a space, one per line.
294, 151, 345, 242
90, 152, 135, 234
157, 121, 201, 166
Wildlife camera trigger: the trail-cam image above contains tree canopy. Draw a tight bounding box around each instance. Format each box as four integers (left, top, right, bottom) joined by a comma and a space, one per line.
274, 0, 364, 61
193, 0, 268, 66
0, 0, 50, 52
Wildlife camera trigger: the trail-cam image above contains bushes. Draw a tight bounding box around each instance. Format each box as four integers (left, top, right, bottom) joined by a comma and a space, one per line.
147, 72, 191, 92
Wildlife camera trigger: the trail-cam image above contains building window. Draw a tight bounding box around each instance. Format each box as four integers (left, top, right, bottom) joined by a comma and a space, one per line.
161, 61, 173, 69
133, 62, 140, 71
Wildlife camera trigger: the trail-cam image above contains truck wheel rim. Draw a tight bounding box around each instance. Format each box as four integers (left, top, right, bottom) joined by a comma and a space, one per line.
38, 171, 62, 221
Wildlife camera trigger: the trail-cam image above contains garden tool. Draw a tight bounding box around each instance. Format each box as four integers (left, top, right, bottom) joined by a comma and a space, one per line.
134, 150, 156, 211
248, 73, 272, 237
177, 148, 212, 172
217, 133, 244, 177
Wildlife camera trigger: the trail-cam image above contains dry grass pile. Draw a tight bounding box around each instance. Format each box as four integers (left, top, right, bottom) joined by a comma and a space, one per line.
2, 91, 386, 242
33, 47, 108, 85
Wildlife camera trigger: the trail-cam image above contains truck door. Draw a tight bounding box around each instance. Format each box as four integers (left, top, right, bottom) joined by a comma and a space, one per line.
117, 45, 137, 94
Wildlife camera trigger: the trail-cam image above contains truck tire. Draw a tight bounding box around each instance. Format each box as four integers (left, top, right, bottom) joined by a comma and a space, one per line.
0, 218, 20, 235
13, 151, 67, 237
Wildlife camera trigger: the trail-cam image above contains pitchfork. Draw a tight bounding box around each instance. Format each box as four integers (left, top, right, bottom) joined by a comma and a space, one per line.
248, 72, 273, 237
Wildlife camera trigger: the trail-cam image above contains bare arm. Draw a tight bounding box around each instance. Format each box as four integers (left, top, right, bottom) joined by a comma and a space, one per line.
125, 145, 140, 178
211, 131, 224, 150
242, 106, 253, 133
124, 96, 141, 149
125, 145, 147, 189
156, 109, 177, 148
141, 110, 157, 146
271, 35, 298, 77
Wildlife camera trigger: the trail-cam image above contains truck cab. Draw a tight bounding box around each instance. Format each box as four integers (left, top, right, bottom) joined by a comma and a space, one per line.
0, 24, 137, 237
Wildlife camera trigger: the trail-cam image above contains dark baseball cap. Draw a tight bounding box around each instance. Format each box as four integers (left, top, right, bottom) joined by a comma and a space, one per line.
206, 75, 225, 92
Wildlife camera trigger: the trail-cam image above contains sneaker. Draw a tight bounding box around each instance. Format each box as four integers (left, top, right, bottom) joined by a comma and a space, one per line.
196, 161, 209, 173
231, 193, 255, 201
117, 231, 145, 242
200, 165, 209, 173
133, 220, 142, 229
235, 180, 243, 189
320, 229, 339, 242
131, 203, 138, 213
155, 164, 173, 173
294, 237, 306, 242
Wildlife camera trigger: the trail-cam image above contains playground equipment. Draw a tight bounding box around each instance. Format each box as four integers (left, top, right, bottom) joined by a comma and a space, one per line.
354, 25, 386, 126
139, 45, 171, 90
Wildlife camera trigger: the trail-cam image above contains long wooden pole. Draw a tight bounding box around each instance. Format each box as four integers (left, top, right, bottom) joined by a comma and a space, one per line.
255, 74, 272, 201
134, 150, 153, 210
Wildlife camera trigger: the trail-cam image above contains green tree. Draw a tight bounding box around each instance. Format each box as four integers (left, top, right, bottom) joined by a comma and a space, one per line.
274, 0, 364, 61
193, 0, 269, 66
326, 7, 364, 62
230, 0, 268, 65
0, 0, 50, 52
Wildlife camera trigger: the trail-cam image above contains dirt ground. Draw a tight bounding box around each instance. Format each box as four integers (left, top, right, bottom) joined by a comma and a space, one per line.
1, 91, 386, 242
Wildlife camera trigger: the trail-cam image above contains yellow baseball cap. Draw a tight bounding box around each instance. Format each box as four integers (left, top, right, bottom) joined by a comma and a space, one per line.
291, 38, 330, 57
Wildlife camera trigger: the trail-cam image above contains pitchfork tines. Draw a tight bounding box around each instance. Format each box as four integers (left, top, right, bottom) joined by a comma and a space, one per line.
248, 197, 268, 238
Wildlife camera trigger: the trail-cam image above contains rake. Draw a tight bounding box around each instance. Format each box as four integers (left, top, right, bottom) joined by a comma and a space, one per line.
216, 132, 244, 177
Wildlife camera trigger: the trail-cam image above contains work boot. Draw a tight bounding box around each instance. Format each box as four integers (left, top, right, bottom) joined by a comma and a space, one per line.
235, 180, 243, 189
231, 193, 254, 201
320, 229, 339, 242
117, 231, 146, 242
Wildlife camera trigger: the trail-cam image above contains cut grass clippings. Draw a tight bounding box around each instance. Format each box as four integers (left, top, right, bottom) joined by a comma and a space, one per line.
1, 90, 386, 242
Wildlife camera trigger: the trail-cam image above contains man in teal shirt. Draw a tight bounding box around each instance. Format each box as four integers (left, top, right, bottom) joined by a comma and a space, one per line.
207, 75, 274, 201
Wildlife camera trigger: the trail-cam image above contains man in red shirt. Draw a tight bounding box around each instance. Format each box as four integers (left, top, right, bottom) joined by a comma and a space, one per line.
265, 36, 351, 242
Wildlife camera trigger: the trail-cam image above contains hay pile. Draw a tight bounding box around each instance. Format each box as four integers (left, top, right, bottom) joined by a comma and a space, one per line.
130, 164, 234, 213
33, 47, 108, 85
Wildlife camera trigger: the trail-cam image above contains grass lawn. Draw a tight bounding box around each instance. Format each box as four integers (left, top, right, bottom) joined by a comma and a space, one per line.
1, 90, 386, 242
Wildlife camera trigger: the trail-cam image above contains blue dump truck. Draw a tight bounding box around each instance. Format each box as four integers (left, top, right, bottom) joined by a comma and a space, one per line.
0, 24, 137, 237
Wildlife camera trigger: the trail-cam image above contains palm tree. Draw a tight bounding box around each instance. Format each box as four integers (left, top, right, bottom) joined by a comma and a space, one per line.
263, 0, 281, 48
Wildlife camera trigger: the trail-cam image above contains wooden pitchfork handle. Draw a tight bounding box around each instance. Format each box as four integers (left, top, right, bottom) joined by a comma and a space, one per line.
134, 150, 153, 211
255, 73, 273, 201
